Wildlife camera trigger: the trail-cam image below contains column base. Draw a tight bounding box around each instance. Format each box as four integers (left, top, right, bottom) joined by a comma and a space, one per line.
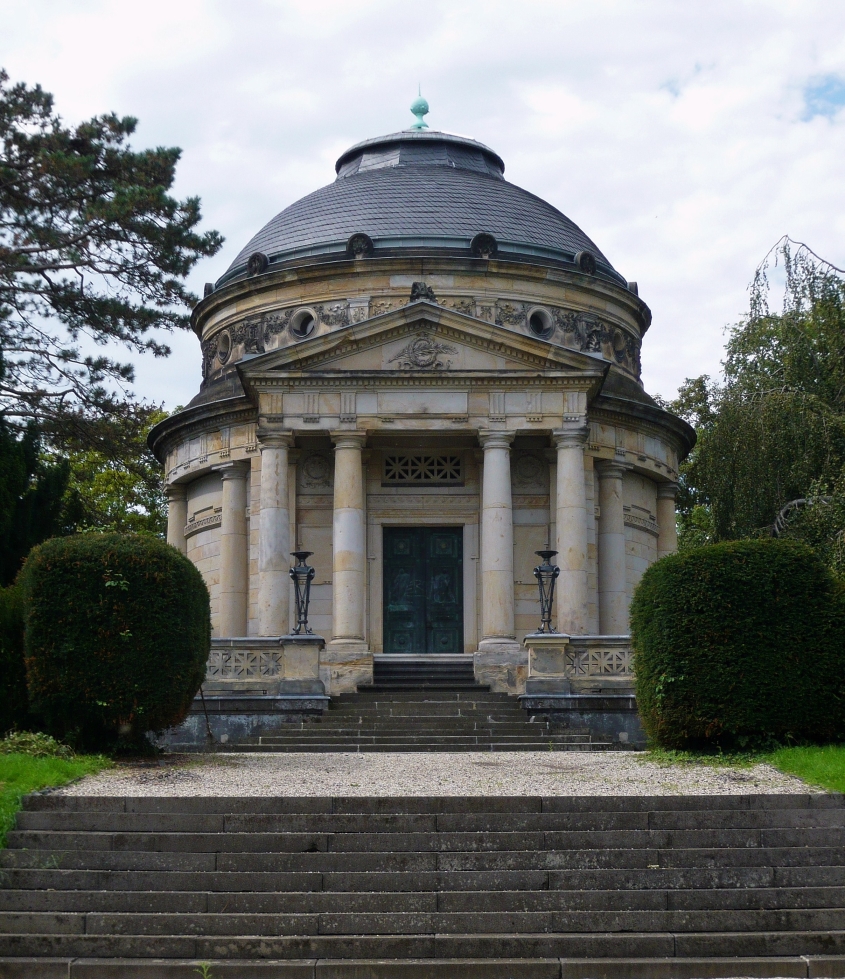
473, 640, 526, 695
323, 639, 373, 694
476, 637, 522, 655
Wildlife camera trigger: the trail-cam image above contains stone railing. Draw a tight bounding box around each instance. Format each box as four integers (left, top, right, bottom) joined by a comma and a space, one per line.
522, 633, 634, 694
206, 638, 283, 681
562, 635, 633, 678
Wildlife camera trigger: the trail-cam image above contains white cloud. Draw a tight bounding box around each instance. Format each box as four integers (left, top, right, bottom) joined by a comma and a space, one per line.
2, 0, 844, 407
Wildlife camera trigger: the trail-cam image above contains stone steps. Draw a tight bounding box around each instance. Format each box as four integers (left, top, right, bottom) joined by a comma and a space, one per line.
174, 685, 611, 752
1, 794, 845, 976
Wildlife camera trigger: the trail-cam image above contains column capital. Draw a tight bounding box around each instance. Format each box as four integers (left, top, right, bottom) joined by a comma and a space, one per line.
257, 428, 294, 451
331, 431, 367, 451
595, 459, 630, 480
478, 430, 515, 450
217, 461, 251, 481
552, 425, 589, 449
164, 483, 187, 502
656, 480, 680, 500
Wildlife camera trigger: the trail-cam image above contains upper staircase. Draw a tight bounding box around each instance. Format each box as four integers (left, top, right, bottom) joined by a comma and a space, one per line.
362, 654, 480, 690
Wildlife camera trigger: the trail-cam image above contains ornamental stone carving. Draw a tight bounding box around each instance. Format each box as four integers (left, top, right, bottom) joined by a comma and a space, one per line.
299, 452, 333, 492
512, 452, 548, 492
315, 302, 349, 328
346, 232, 374, 258
410, 281, 437, 303
388, 333, 456, 371
495, 302, 526, 327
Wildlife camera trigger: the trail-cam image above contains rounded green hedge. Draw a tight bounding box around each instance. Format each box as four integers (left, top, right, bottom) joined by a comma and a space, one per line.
20, 533, 210, 750
630, 538, 845, 749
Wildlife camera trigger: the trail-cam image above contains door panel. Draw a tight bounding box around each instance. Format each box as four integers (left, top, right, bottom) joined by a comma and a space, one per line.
383, 527, 463, 654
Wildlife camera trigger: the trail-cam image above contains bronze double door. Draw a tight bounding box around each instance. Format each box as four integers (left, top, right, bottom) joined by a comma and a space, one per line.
383, 527, 463, 654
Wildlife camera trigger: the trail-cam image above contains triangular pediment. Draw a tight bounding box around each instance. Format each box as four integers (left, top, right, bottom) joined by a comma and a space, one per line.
238, 300, 608, 380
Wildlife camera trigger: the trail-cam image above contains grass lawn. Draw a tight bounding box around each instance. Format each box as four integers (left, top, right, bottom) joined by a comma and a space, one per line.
644, 744, 845, 794
767, 745, 845, 794
0, 753, 111, 847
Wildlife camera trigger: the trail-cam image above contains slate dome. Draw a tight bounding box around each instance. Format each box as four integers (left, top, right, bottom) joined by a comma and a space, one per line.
216, 129, 624, 288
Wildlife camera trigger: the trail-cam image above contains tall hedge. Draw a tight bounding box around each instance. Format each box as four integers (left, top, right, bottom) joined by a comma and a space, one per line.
630, 539, 845, 749
0, 585, 29, 735
20, 533, 210, 750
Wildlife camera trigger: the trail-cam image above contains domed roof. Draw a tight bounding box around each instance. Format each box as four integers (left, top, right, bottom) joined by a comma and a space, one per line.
216, 129, 624, 288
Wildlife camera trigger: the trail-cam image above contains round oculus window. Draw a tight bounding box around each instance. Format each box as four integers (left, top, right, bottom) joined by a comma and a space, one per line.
216, 331, 232, 364
290, 309, 316, 339
528, 309, 553, 338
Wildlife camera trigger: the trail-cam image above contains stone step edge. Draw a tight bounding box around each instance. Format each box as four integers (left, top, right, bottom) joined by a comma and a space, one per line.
2, 955, 845, 978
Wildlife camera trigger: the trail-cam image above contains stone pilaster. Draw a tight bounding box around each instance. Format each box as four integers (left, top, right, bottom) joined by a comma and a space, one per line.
596, 460, 629, 635
657, 481, 679, 559
329, 432, 368, 651
218, 462, 250, 638
477, 431, 519, 653
552, 425, 590, 635
165, 484, 187, 556
258, 431, 294, 637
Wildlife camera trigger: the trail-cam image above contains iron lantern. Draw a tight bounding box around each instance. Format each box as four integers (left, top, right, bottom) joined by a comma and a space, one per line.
533, 549, 560, 633
289, 551, 316, 635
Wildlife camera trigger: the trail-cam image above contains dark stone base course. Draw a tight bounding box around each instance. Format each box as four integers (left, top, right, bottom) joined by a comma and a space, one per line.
4, 956, 845, 978
521, 694, 646, 748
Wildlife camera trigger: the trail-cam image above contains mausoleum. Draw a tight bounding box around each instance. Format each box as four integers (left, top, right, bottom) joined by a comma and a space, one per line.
149, 101, 694, 712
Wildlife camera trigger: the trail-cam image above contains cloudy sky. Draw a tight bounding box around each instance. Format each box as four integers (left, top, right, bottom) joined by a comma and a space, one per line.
3, 0, 844, 408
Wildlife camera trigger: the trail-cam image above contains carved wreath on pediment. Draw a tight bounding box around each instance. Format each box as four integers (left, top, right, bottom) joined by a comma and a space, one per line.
388, 333, 457, 370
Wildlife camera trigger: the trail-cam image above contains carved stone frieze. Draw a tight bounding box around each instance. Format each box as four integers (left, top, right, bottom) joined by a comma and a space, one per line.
446, 298, 475, 316
185, 510, 222, 538
495, 302, 526, 327
316, 302, 349, 328
370, 299, 399, 317
201, 294, 642, 382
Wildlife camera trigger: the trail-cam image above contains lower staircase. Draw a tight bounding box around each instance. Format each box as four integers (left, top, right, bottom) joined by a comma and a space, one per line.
1, 792, 845, 977
207, 689, 602, 753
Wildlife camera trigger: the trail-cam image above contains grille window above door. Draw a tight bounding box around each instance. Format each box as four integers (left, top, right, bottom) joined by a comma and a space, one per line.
383, 454, 462, 486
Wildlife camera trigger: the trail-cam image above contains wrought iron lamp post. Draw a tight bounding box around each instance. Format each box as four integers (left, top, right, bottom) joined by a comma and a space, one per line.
533, 549, 560, 633
289, 551, 316, 635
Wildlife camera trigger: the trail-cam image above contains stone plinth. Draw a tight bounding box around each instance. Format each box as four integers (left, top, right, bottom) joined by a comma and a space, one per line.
279, 634, 326, 696
522, 632, 573, 695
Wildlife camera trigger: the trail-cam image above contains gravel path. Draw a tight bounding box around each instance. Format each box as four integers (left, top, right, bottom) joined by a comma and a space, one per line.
56, 751, 816, 797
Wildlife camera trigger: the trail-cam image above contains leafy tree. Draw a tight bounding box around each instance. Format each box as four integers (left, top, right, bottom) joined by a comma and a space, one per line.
61, 407, 167, 536
670, 238, 845, 557
0, 68, 222, 451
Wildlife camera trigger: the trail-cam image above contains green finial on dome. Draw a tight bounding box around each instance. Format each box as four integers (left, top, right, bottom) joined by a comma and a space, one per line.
409, 87, 429, 130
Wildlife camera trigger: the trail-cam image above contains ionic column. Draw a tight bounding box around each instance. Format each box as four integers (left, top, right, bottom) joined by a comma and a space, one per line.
552, 426, 590, 635
656, 481, 679, 559
596, 460, 629, 635
330, 433, 367, 648
165, 484, 187, 556
218, 462, 250, 638
478, 431, 518, 651
258, 432, 294, 637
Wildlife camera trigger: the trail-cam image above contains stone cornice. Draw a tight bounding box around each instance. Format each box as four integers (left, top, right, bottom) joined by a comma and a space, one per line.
590, 398, 695, 459
249, 372, 601, 390
148, 398, 254, 465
